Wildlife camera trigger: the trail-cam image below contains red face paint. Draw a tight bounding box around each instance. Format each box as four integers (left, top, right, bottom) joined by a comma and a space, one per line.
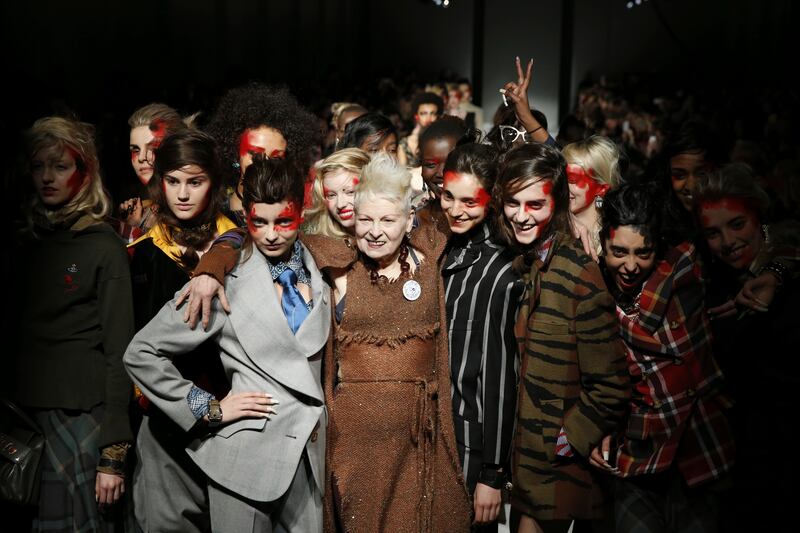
352, 177, 360, 186
474, 187, 491, 207
269, 149, 286, 159
566, 164, 595, 186
276, 201, 303, 232
239, 130, 267, 159
247, 206, 259, 234
540, 180, 555, 213
443, 170, 458, 187
444, 171, 491, 207
130, 150, 138, 162
567, 163, 605, 210
699, 197, 756, 227
149, 119, 168, 149
609, 227, 616, 240
323, 187, 333, 196
64, 147, 85, 198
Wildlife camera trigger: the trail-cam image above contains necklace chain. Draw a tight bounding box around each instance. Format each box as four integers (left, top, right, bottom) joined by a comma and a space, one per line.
367, 243, 411, 284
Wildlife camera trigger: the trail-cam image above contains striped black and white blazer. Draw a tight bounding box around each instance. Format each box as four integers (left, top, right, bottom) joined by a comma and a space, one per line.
443, 222, 525, 490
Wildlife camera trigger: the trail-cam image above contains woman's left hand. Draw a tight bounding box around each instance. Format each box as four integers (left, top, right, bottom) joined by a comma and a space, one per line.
95, 472, 125, 506
473, 482, 502, 524
736, 272, 778, 313
571, 218, 599, 262
502, 57, 534, 124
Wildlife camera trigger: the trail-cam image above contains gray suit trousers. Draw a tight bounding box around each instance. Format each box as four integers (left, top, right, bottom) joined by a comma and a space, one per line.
207, 453, 322, 533
134, 414, 211, 533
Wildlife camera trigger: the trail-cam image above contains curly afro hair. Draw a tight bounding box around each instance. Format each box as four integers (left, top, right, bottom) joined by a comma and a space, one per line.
204, 82, 321, 185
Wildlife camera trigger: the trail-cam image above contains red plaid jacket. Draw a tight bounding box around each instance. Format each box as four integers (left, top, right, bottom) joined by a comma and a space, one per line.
614, 242, 735, 487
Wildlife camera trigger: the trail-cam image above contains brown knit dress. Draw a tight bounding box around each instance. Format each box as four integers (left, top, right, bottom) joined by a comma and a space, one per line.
305, 219, 472, 533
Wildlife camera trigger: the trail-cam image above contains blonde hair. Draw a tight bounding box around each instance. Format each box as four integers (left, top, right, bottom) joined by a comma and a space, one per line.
355, 152, 414, 213
304, 148, 371, 237
128, 102, 194, 131
331, 102, 358, 127
561, 135, 621, 188
23, 116, 111, 233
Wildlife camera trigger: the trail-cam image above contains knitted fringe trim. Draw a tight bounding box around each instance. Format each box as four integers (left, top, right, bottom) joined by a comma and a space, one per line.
336, 323, 440, 349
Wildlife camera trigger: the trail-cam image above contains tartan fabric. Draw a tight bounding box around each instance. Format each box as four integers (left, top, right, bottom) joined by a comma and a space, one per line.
614, 242, 735, 487
614, 471, 723, 533
108, 217, 145, 246
32, 407, 129, 532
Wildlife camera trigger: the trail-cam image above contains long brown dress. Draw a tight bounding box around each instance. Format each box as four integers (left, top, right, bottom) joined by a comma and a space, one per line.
305, 219, 472, 533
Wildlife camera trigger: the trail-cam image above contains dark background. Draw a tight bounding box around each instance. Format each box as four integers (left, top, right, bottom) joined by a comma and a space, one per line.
2, 0, 797, 202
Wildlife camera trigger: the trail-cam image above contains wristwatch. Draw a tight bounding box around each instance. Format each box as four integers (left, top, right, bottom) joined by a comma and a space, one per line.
207, 399, 223, 427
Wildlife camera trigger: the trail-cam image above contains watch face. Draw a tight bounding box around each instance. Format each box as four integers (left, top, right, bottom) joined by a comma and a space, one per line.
208, 400, 222, 426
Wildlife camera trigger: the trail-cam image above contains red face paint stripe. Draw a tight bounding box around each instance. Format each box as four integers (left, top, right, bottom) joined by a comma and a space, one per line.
276, 201, 303, 231
566, 164, 595, 186
443, 170, 459, 187
239, 130, 267, 159
474, 187, 491, 207
149, 119, 168, 149
699, 197, 753, 217
64, 147, 85, 198
247, 207, 259, 234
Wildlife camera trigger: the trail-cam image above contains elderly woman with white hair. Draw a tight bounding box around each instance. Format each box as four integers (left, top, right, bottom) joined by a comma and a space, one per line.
304, 153, 471, 532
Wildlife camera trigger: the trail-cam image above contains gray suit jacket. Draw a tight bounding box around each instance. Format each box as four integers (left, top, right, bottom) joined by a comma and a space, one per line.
124, 241, 330, 503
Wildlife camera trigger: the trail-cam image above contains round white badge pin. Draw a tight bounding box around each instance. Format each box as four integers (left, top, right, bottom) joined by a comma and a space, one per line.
403, 280, 422, 301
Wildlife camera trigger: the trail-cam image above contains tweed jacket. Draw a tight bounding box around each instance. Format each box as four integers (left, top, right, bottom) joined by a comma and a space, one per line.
614, 241, 735, 487
124, 240, 330, 503
511, 231, 630, 521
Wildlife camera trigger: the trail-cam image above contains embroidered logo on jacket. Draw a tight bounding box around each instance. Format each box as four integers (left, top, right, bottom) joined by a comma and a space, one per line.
64, 264, 80, 293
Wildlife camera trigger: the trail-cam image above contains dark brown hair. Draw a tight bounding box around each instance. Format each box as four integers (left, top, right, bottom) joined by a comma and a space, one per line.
493, 142, 572, 256
443, 141, 500, 206
240, 156, 305, 262
148, 130, 225, 272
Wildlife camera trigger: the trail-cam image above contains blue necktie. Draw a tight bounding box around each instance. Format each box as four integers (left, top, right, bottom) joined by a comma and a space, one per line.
277, 269, 309, 335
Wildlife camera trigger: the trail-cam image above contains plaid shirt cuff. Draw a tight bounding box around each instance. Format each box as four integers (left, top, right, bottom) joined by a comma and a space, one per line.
187, 386, 214, 419
555, 426, 574, 457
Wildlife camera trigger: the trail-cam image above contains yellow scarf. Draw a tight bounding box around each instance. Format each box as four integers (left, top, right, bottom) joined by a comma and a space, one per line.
129, 214, 238, 264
